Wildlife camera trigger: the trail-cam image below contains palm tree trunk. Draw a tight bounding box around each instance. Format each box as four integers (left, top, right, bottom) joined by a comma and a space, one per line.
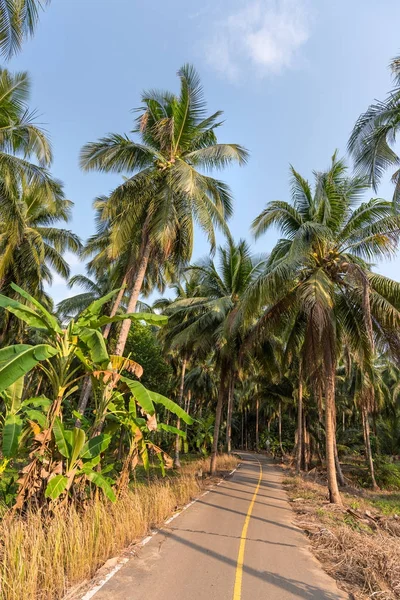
296, 369, 303, 475
225, 372, 234, 453
103, 275, 127, 340
174, 355, 187, 469
303, 416, 310, 472
361, 275, 379, 490
255, 397, 259, 451
362, 404, 378, 490
278, 401, 284, 455
210, 364, 227, 475
114, 239, 151, 357
325, 371, 342, 504
334, 437, 345, 487
241, 407, 244, 449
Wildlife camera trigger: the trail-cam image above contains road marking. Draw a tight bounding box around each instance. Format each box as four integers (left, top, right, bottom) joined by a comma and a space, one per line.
78, 467, 239, 599
232, 457, 263, 600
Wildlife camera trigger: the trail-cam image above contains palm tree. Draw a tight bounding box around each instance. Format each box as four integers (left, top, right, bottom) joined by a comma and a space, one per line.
80, 64, 248, 357
164, 238, 265, 473
0, 176, 80, 292
248, 154, 400, 503
0, 176, 80, 342
0, 0, 50, 59
0, 68, 52, 179
349, 54, 400, 204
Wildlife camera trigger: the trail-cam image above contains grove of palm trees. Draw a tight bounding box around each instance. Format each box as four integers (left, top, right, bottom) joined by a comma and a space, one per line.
1, 2, 400, 599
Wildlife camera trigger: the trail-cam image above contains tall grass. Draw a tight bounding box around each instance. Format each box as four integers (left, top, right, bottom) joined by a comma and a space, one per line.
0, 454, 238, 600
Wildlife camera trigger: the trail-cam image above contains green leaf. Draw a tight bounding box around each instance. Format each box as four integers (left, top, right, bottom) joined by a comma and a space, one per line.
6, 376, 24, 412
24, 409, 47, 428
150, 391, 193, 424
53, 418, 70, 458
10, 283, 62, 334
85, 470, 116, 502
159, 423, 187, 438
139, 438, 149, 472
69, 428, 86, 467
21, 396, 52, 410
79, 328, 109, 364
157, 451, 166, 477
0, 295, 51, 330
89, 312, 168, 329
78, 288, 124, 323
2, 415, 23, 457
0, 345, 32, 365
80, 434, 111, 460
120, 377, 155, 415
0, 345, 58, 393
45, 475, 68, 500
80, 455, 101, 469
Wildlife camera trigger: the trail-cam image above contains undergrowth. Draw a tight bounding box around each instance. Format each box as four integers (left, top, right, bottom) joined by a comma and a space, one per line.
284, 473, 400, 599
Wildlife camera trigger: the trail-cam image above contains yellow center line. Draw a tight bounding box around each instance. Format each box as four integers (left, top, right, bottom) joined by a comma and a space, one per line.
232, 457, 263, 600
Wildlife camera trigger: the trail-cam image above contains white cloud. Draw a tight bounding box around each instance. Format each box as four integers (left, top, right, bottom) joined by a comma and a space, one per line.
205, 0, 311, 79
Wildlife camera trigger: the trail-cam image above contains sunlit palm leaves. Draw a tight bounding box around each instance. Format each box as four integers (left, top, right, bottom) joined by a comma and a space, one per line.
0, 0, 50, 59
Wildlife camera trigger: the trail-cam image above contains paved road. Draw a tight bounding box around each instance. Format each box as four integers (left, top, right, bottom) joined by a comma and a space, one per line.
94, 454, 346, 599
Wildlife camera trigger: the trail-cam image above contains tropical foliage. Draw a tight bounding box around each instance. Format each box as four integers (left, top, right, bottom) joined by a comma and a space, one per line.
0, 48, 400, 529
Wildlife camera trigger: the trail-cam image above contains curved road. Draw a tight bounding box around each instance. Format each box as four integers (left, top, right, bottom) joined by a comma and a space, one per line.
92, 454, 346, 599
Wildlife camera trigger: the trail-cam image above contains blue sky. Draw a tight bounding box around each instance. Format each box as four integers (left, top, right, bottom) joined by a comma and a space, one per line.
8, 0, 400, 302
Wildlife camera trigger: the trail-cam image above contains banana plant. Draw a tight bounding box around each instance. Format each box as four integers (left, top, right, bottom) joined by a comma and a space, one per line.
45, 418, 116, 502
107, 385, 193, 490
0, 284, 167, 510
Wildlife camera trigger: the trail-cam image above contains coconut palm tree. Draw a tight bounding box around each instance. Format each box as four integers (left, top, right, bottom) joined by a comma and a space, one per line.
0, 175, 81, 341
80, 64, 248, 357
0, 176, 80, 292
163, 238, 265, 473
248, 154, 400, 503
0, 0, 50, 59
349, 54, 400, 204
0, 68, 52, 180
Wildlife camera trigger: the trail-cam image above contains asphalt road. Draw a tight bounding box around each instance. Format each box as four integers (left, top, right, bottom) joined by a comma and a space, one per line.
93, 453, 347, 599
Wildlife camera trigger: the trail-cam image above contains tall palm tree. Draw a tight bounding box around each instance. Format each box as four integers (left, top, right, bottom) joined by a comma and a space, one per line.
0, 0, 50, 59
80, 65, 248, 357
349, 54, 400, 204
164, 238, 265, 473
248, 154, 400, 503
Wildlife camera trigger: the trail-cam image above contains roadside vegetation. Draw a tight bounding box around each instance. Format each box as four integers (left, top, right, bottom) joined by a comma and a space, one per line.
284, 472, 400, 599
1, 4, 400, 600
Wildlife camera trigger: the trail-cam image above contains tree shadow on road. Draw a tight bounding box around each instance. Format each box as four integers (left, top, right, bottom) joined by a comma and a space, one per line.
165, 530, 343, 599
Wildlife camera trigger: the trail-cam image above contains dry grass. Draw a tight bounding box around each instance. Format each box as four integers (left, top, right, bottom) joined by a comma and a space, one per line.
0, 454, 238, 600
284, 474, 400, 599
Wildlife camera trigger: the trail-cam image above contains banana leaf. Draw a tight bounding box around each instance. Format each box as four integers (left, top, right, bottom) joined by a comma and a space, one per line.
158, 423, 187, 438
0, 295, 52, 331
79, 328, 109, 364
2, 414, 23, 457
87, 312, 167, 329
80, 434, 111, 460
85, 470, 116, 502
0, 345, 58, 393
45, 475, 68, 500
10, 283, 62, 333
149, 391, 194, 425
120, 377, 155, 415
